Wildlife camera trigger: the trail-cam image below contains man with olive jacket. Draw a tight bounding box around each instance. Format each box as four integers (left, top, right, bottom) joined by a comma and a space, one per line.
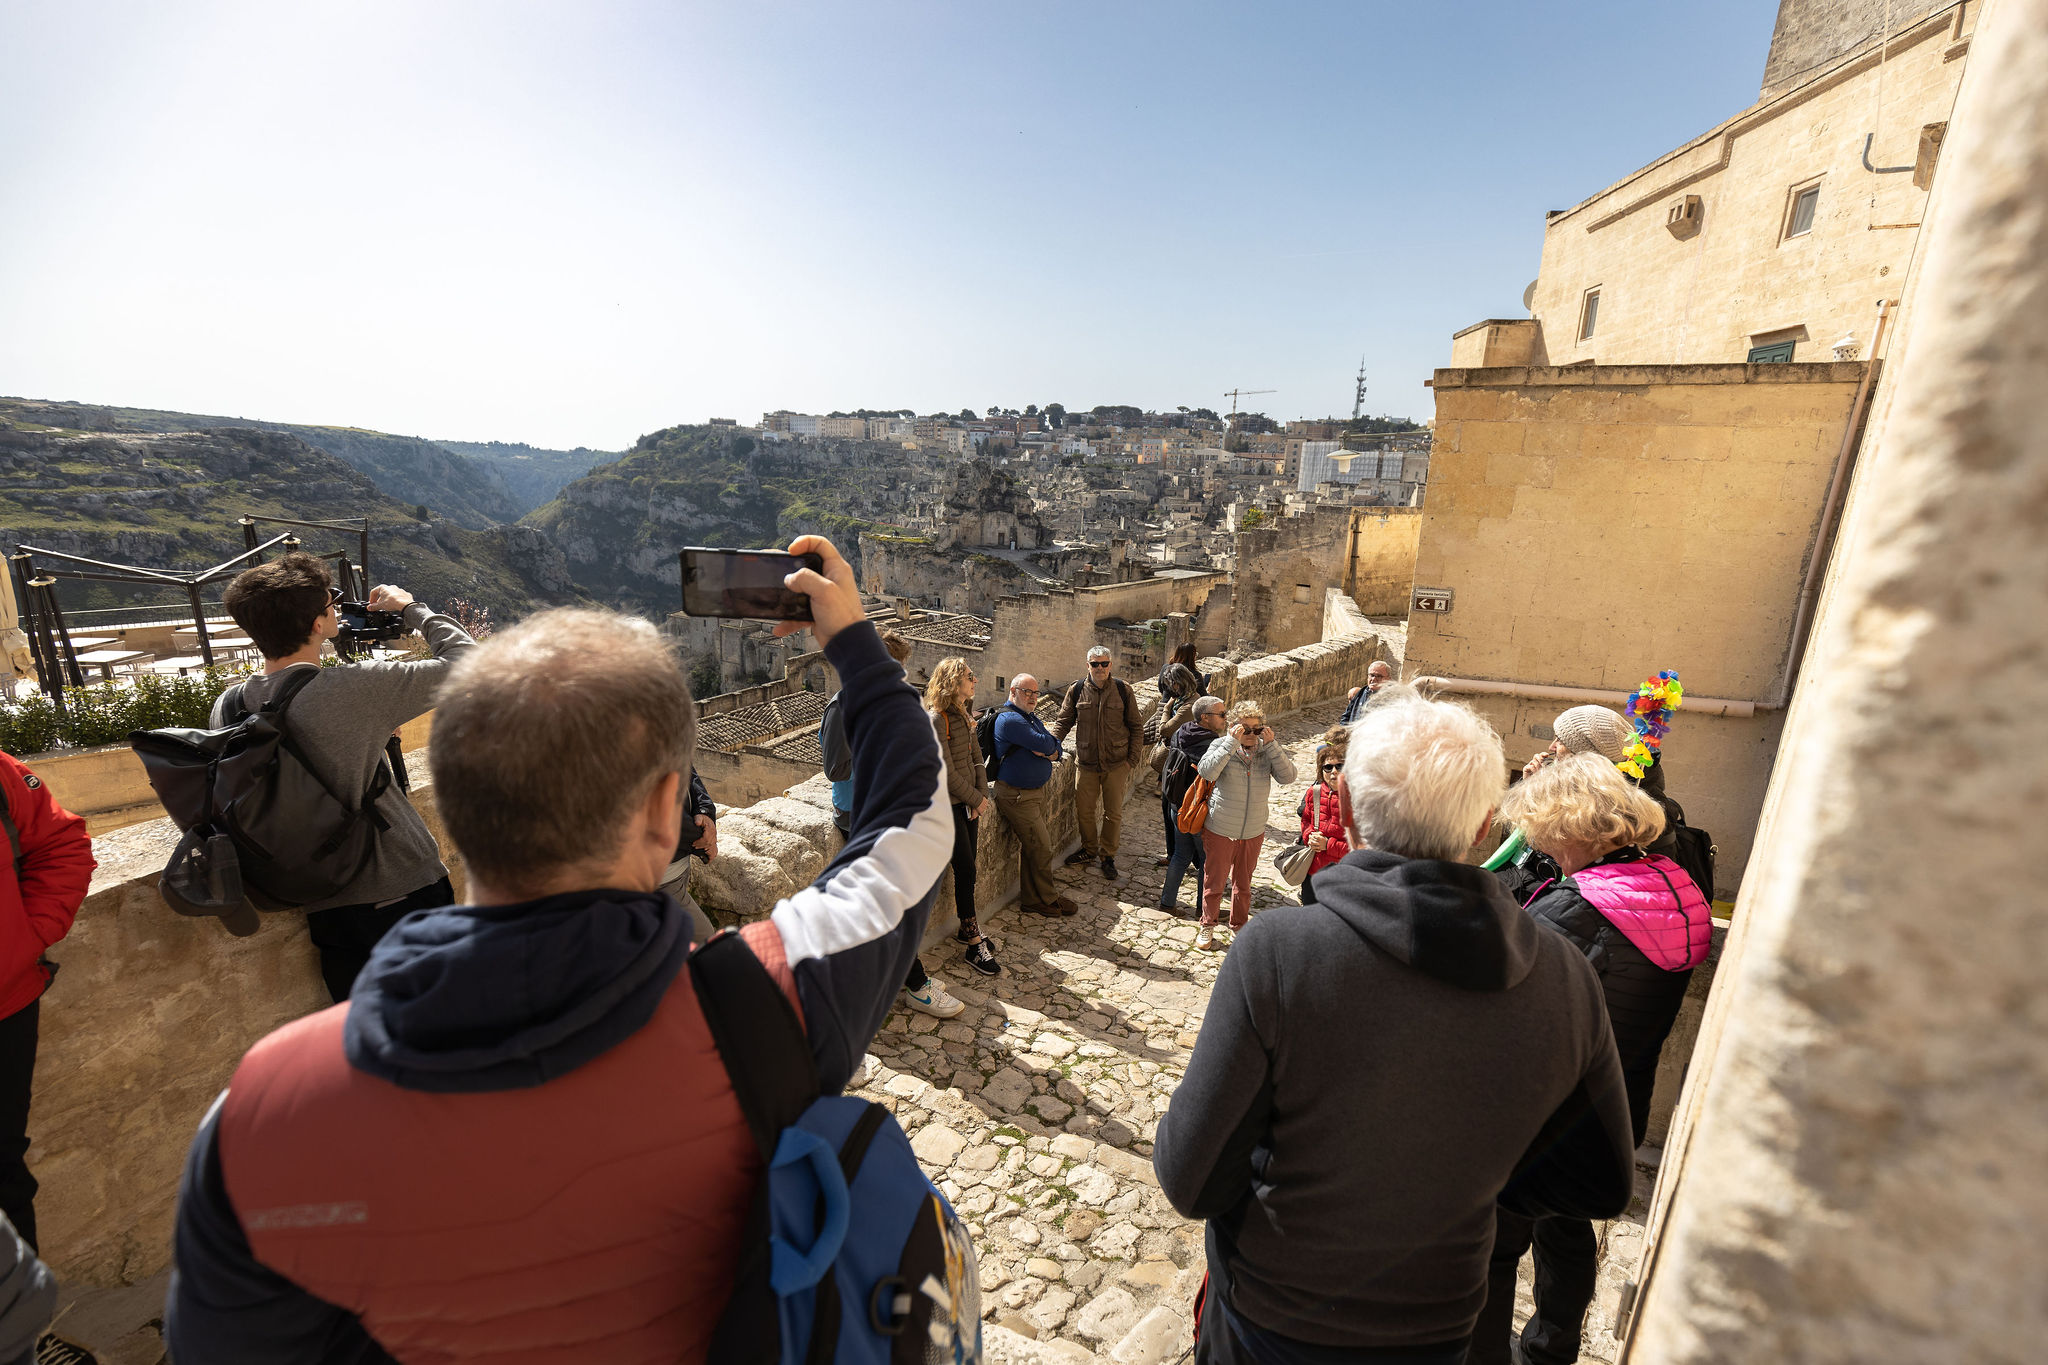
1050, 645, 1145, 881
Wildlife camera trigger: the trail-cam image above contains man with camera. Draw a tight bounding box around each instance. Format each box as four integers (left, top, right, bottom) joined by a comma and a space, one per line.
215, 553, 476, 1002
167, 536, 958, 1362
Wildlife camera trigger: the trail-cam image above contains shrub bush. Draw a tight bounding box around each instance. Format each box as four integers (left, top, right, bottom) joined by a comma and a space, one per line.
1, 664, 257, 758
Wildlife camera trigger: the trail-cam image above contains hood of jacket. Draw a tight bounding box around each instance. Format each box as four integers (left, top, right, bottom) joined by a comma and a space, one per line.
1306, 849, 1546, 991
1570, 852, 1710, 971
344, 887, 694, 1093
1170, 718, 1216, 754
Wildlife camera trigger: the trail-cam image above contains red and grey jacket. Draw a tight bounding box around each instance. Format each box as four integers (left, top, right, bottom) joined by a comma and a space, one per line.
165, 622, 956, 1364
0, 753, 93, 1022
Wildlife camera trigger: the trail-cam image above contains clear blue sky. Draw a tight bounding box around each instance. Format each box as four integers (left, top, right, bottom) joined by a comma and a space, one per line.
0, 1, 1780, 449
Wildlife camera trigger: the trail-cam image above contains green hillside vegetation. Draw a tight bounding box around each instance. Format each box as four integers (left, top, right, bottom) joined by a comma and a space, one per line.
0, 398, 523, 529
0, 401, 583, 623
432, 439, 616, 514
521, 424, 900, 615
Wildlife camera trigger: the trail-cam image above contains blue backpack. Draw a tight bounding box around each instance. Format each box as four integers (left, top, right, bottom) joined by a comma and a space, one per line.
689, 932, 984, 1364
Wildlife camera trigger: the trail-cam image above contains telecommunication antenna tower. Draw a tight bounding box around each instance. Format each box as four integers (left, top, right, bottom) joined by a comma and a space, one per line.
1350, 358, 1369, 422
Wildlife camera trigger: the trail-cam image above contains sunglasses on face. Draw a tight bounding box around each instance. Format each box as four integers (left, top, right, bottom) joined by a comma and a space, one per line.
326, 587, 345, 607
1321, 764, 1342, 773
1089, 662, 1111, 669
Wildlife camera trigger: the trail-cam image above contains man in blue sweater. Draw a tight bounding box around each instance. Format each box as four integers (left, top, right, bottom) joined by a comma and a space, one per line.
990, 674, 1074, 918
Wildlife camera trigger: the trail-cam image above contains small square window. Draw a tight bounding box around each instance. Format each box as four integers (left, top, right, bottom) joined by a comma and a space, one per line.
1786, 186, 1819, 239
1293, 584, 1314, 604
1579, 288, 1601, 341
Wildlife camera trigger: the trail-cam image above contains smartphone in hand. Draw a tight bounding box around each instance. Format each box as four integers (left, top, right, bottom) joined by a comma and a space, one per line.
679, 548, 825, 621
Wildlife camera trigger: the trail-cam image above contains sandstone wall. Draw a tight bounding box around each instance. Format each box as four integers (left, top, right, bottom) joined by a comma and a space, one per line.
1228, 508, 1352, 653
694, 745, 823, 810
1627, 1, 2048, 1356
1343, 507, 1424, 615
982, 574, 1227, 699
1530, 3, 1971, 366
1416, 363, 1869, 890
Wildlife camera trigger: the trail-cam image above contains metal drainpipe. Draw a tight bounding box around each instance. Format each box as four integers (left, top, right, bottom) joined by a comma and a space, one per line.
1409, 676, 1763, 718
1768, 297, 1895, 709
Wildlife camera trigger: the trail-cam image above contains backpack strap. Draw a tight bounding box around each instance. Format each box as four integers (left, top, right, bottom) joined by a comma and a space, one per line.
688, 929, 819, 1153
689, 929, 821, 1364
258, 668, 394, 845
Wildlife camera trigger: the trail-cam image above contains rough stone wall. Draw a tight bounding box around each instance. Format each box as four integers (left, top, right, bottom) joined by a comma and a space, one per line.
1228, 508, 1352, 653
1628, 3, 2048, 1356
1761, 0, 1954, 97
982, 575, 1227, 698
1344, 507, 1424, 615
694, 746, 823, 810
857, 535, 1034, 617
1529, 5, 1970, 367
1415, 363, 1864, 890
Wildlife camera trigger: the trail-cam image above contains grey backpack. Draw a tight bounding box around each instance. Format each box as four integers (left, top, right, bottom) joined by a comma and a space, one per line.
129, 669, 393, 935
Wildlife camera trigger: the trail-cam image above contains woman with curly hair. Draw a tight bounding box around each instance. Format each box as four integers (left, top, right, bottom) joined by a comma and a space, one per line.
925, 657, 1001, 977
1470, 752, 1709, 1365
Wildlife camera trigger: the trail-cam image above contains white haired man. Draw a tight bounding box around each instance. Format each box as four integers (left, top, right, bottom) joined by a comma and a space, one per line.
1050, 645, 1144, 881
1153, 689, 1634, 1363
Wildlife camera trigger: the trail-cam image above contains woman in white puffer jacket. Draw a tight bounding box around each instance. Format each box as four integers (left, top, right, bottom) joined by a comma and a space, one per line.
1193, 699, 1296, 949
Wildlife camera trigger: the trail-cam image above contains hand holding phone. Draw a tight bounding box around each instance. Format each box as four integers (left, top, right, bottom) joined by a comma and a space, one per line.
773, 536, 864, 646
680, 548, 825, 622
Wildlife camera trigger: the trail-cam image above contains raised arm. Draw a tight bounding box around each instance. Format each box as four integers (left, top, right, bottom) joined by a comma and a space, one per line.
763, 539, 953, 1091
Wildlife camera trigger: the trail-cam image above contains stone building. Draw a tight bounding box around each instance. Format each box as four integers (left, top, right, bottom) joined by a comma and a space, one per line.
1456, 0, 1976, 369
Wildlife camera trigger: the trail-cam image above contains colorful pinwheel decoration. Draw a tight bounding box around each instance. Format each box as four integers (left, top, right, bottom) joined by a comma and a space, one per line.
1619, 670, 1683, 778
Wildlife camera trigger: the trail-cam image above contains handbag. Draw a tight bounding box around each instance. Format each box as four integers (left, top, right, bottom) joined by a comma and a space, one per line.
1274, 785, 1323, 887
1175, 775, 1213, 835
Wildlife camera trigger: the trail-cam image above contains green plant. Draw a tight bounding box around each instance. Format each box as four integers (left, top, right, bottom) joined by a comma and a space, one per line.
1, 664, 256, 756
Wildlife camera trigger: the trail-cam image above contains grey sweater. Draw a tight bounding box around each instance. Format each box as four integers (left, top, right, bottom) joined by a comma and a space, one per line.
210, 603, 475, 911
1152, 849, 1634, 1350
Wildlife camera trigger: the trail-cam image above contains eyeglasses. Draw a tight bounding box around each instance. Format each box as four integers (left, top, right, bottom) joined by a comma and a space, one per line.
1089, 661, 1111, 669
1016, 688, 1039, 697
326, 587, 345, 607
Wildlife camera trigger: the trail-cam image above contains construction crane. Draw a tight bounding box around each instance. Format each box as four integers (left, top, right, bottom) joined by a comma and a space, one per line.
1222, 387, 1276, 420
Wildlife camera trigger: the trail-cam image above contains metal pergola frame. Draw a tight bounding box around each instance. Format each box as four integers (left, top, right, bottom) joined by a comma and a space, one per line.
9, 512, 375, 719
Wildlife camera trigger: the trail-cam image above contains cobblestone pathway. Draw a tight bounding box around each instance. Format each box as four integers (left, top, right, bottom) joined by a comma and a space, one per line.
854, 697, 1651, 1363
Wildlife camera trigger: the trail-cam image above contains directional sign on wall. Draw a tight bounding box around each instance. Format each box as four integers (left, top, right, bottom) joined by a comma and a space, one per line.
1412, 585, 1454, 613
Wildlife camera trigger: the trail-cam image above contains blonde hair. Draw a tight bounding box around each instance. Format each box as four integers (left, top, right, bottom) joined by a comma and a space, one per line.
924, 657, 974, 714
1228, 698, 1264, 725
1500, 752, 1667, 854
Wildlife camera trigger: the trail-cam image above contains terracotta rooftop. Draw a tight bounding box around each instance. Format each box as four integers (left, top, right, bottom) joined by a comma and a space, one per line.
899, 612, 994, 648
696, 691, 830, 753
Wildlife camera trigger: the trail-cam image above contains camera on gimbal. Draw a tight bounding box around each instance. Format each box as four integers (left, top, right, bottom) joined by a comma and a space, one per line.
336, 601, 408, 645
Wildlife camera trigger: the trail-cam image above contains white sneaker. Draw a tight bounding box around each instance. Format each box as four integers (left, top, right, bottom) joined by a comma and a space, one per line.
1195, 928, 1219, 952
904, 979, 966, 1019
848, 1052, 879, 1089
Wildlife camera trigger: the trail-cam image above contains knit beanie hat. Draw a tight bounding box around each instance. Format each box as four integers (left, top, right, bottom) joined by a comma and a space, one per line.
1553, 705, 1633, 762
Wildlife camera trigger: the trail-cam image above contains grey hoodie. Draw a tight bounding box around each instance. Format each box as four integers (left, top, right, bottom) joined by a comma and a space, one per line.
1153, 849, 1634, 1350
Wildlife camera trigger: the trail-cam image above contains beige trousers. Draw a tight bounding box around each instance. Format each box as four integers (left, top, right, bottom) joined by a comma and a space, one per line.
1075, 762, 1133, 859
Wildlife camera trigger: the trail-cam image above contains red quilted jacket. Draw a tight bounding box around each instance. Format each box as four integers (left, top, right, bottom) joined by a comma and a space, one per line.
0, 754, 93, 1021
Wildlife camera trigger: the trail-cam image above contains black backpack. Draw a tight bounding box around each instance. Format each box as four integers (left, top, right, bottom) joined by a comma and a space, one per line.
976, 706, 1005, 783
129, 669, 394, 933
1665, 802, 1717, 905
1160, 744, 1199, 809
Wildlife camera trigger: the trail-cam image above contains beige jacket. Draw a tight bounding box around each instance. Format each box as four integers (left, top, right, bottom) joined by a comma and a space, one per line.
934, 704, 986, 808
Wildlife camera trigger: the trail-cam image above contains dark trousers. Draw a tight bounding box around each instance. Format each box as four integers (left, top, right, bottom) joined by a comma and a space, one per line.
307, 877, 455, 1003
905, 957, 929, 992
1469, 1208, 1598, 1365
0, 1001, 39, 1250
1197, 1224, 1471, 1365
1300, 870, 1318, 905
949, 802, 979, 935
1162, 794, 1205, 909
